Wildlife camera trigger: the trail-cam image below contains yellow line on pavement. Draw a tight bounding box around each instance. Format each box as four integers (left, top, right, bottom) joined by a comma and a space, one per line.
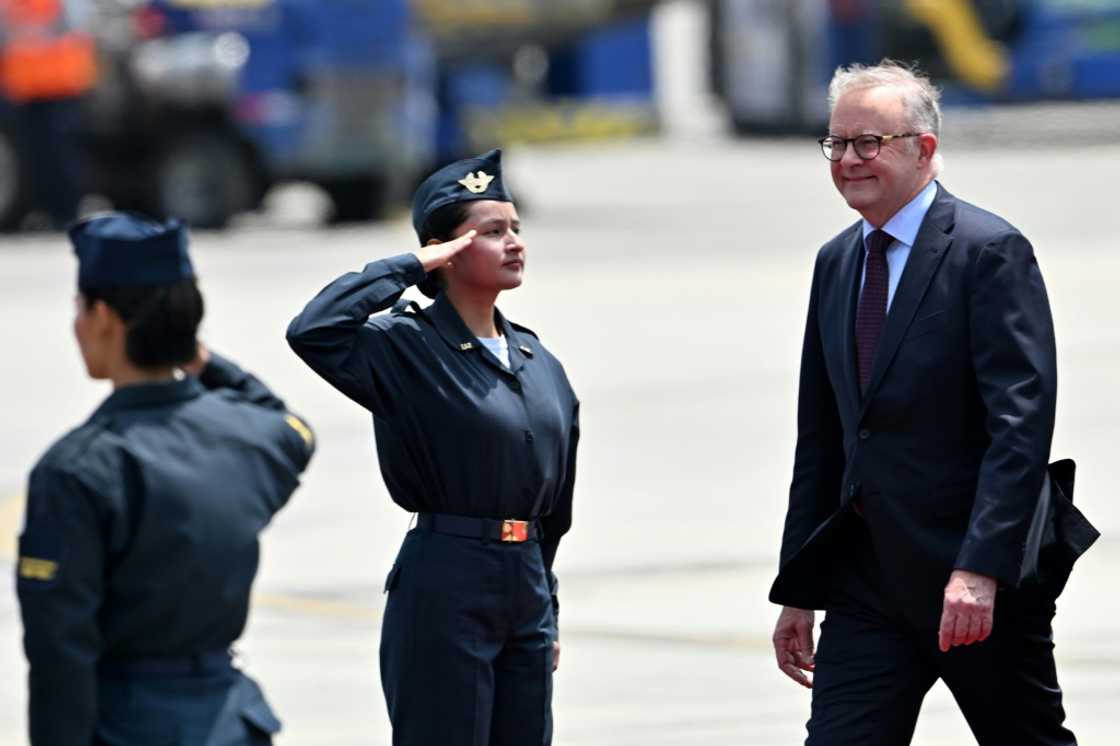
562, 626, 770, 651
254, 592, 382, 623
252, 589, 772, 651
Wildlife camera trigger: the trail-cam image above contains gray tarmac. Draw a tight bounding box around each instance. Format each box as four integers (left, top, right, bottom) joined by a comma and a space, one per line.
0, 131, 1118, 745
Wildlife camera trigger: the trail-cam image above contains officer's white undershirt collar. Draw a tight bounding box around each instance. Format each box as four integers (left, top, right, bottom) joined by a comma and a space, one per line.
478, 335, 511, 368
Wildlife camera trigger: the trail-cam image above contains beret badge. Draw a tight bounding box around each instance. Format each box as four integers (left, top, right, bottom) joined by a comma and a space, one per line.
458, 170, 495, 195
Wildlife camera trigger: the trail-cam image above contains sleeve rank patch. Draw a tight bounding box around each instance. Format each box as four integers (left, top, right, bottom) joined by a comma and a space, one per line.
19, 556, 59, 582
284, 414, 314, 447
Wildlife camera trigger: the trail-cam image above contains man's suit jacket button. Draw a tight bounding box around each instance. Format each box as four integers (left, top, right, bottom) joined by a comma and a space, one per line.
858, 428, 871, 440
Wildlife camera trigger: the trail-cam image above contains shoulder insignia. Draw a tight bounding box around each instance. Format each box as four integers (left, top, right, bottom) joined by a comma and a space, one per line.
17, 524, 64, 588
19, 556, 58, 582
284, 414, 314, 447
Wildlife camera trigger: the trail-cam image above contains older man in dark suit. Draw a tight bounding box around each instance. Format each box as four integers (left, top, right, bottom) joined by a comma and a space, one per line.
769, 61, 1098, 745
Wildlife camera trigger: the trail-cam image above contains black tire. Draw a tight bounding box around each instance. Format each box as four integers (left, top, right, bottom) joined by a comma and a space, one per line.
155, 132, 258, 229
322, 176, 389, 224
0, 119, 31, 231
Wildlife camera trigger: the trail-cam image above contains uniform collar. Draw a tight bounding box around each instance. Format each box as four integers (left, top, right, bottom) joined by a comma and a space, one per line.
425, 293, 533, 375
90, 377, 204, 419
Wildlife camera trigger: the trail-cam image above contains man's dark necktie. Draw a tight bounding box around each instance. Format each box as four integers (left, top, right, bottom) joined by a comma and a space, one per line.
855, 229, 893, 394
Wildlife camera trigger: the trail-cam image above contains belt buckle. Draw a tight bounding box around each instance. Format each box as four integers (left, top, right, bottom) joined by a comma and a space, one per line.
501, 520, 529, 543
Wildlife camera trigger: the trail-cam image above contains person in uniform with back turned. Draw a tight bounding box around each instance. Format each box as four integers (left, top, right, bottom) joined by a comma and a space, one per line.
287, 148, 579, 746
16, 212, 315, 745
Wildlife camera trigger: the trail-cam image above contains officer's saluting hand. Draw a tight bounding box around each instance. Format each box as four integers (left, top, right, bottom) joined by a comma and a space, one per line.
414, 228, 477, 271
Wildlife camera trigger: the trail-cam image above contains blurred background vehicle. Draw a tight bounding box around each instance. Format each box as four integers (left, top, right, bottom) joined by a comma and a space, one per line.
0, 0, 96, 229
100, 0, 433, 228
1, 0, 1118, 230
711, 0, 1120, 134
4, 0, 440, 229
0, 0, 662, 229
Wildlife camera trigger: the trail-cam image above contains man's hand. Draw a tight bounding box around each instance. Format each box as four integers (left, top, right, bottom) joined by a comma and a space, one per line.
938, 569, 997, 652
414, 230, 476, 272
772, 606, 815, 688
553, 640, 560, 672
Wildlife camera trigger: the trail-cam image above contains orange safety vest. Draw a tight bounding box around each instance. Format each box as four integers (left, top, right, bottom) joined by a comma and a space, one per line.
0, 0, 96, 101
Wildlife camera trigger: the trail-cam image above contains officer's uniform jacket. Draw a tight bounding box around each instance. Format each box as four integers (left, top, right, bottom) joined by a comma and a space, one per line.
286, 253, 579, 591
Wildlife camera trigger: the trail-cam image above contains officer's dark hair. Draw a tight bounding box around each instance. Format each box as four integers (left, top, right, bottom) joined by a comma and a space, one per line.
417, 202, 474, 295
417, 201, 474, 246
80, 280, 204, 368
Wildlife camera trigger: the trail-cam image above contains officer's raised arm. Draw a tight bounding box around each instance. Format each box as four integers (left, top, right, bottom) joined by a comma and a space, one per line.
180, 343, 315, 478
181, 342, 286, 411
285, 232, 473, 415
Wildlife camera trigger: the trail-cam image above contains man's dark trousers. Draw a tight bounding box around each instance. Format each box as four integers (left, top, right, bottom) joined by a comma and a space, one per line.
806, 512, 1076, 746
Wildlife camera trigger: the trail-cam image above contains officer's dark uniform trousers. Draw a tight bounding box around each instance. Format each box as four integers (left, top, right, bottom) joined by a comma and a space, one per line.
17, 355, 315, 745
808, 511, 1076, 746
383, 519, 556, 746
288, 254, 579, 746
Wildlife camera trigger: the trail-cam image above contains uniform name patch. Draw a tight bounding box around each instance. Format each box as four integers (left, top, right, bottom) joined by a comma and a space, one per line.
19, 556, 58, 582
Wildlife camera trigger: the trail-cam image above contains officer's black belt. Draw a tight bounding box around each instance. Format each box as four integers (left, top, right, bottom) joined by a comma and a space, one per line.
99, 649, 233, 677
417, 512, 540, 543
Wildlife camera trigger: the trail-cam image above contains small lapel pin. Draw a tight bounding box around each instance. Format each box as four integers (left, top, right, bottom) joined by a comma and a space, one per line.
519, 345, 533, 357
459, 342, 474, 351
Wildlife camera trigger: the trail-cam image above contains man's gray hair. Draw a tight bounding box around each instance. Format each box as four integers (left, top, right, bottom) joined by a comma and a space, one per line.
827, 60, 943, 138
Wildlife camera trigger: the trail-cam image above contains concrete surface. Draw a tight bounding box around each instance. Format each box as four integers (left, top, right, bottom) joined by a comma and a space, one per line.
1, 129, 1117, 744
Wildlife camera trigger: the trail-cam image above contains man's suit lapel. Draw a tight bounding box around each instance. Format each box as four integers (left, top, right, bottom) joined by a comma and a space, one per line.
860, 185, 956, 411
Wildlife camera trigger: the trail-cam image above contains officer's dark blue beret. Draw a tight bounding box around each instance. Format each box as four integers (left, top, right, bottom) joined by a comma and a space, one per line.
411, 148, 514, 235
70, 213, 194, 288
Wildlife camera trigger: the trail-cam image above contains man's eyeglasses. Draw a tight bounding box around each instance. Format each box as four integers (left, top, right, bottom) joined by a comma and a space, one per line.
818, 133, 921, 162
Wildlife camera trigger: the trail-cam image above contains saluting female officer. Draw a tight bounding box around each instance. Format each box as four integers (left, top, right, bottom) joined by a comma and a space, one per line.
287, 148, 579, 746
16, 214, 315, 746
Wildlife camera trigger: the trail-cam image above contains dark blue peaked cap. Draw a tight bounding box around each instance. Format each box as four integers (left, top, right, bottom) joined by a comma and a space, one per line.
70, 213, 194, 288
411, 148, 514, 235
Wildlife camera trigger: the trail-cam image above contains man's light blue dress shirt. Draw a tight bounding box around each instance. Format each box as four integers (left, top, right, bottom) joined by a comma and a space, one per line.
860, 179, 939, 311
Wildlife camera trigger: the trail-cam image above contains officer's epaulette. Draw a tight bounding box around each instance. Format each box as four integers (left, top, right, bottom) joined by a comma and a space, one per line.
509, 321, 539, 340
391, 298, 423, 316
